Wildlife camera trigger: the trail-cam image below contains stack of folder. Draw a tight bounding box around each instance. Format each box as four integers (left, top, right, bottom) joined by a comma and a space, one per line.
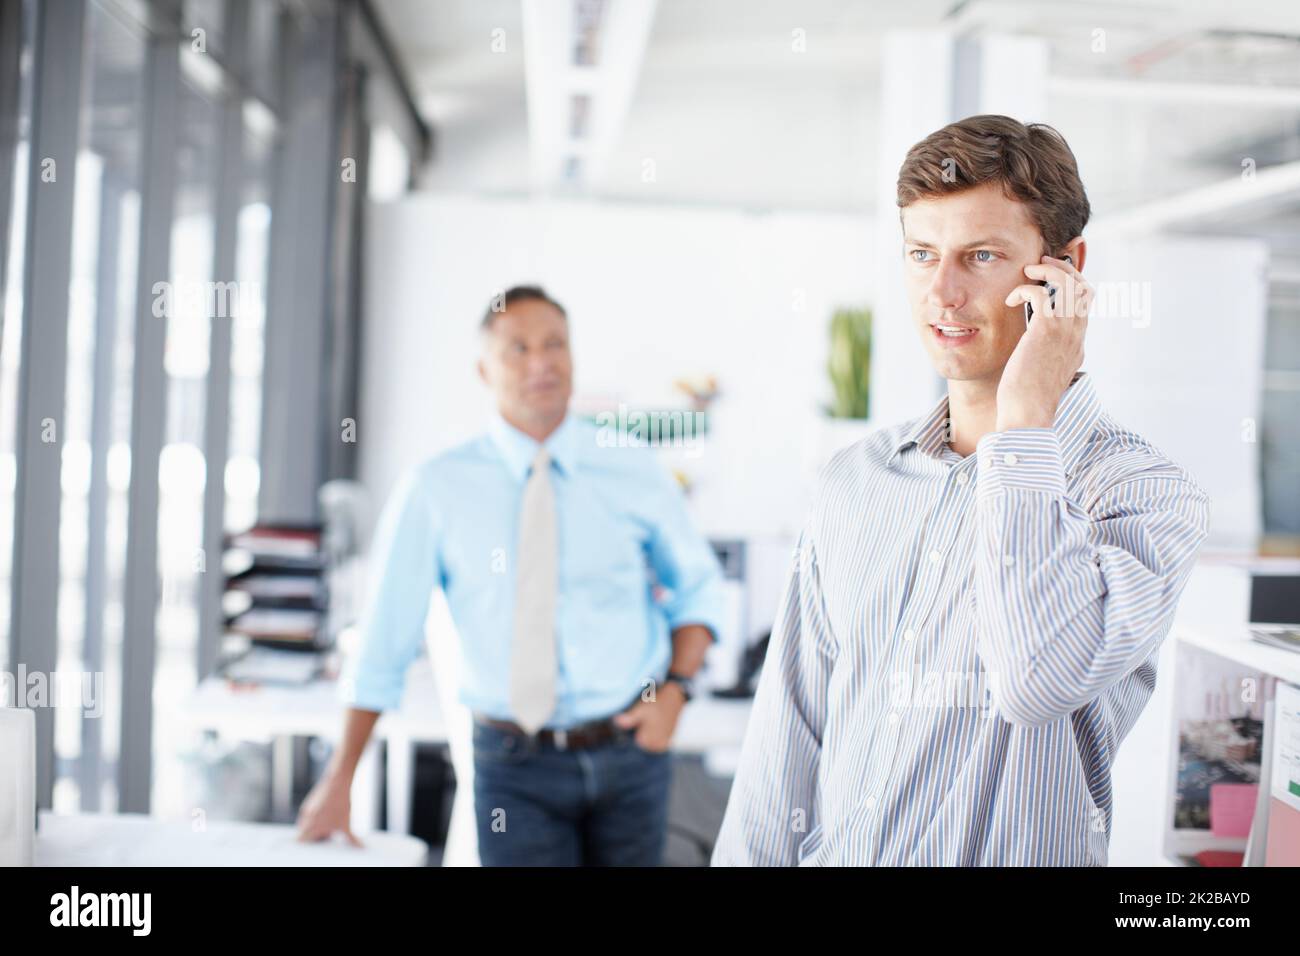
222, 524, 330, 652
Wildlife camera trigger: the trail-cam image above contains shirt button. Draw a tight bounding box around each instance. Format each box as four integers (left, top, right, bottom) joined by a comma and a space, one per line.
1004, 452, 1019, 466
903, 628, 916, 642
1003, 554, 1016, 567
864, 796, 877, 811
955, 472, 970, 486
929, 549, 942, 564
888, 711, 900, 725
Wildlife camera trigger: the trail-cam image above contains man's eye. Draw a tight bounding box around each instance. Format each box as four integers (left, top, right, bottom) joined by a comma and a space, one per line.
910, 249, 931, 262
973, 250, 994, 262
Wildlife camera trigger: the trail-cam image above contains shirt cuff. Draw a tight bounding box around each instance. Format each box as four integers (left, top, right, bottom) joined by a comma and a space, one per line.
976, 427, 1067, 501
339, 666, 403, 714
665, 592, 726, 644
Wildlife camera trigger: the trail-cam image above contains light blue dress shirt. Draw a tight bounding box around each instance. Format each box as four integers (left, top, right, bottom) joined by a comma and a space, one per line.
343, 411, 726, 728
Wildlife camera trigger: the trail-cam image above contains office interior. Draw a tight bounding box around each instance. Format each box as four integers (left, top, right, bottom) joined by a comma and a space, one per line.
0, 0, 1298, 868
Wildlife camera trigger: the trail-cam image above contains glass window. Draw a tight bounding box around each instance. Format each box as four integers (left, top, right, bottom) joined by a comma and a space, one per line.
4, 0, 288, 817
246, 0, 282, 108
183, 0, 227, 62
0, 0, 38, 675
151, 71, 220, 816
52, 0, 146, 813
225, 122, 273, 534
1261, 286, 1300, 537
368, 124, 410, 202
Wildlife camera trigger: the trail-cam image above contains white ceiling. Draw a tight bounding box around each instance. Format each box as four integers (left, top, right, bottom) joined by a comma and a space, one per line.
372, 0, 1300, 237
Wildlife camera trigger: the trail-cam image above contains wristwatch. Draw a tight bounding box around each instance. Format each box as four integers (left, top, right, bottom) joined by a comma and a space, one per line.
664, 672, 695, 703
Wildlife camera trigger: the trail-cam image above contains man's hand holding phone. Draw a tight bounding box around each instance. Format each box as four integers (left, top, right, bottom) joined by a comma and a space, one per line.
998, 253, 1094, 431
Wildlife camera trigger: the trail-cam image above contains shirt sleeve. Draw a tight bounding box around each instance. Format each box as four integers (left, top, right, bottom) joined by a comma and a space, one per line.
642, 461, 726, 643
711, 527, 837, 867
341, 465, 442, 713
972, 427, 1211, 728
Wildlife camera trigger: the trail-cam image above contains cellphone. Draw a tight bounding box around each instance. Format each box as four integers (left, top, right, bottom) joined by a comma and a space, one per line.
1024, 254, 1072, 326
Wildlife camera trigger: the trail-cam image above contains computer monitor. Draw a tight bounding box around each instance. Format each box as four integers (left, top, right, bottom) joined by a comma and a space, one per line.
1249, 573, 1300, 627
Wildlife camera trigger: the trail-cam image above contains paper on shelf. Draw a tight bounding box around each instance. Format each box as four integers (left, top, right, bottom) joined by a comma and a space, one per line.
1271, 682, 1300, 814
1209, 782, 1257, 837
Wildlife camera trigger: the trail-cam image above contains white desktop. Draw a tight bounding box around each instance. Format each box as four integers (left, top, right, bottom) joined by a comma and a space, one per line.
0, 706, 35, 866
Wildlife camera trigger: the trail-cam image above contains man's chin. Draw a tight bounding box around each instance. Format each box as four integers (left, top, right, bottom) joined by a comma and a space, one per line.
925, 353, 997, 383
518, 394, 571, 421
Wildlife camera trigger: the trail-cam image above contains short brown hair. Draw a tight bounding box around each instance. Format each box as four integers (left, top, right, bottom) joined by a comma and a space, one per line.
896, 114, 1090, 256
480, 284, 567, 332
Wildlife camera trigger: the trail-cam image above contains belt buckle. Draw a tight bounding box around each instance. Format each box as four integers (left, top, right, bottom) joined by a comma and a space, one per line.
553, 728, 568, 751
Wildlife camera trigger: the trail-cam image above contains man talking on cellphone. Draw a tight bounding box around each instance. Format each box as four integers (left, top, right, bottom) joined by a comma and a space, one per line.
712, 115, 1210, 866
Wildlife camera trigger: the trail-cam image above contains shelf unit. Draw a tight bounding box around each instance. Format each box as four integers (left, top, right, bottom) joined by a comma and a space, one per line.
221, 524, 331, 656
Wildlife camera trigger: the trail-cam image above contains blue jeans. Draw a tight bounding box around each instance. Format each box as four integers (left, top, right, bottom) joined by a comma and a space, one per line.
471, 720, 673, 866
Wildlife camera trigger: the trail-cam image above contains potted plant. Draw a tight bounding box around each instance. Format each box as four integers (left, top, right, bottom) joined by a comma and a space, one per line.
810, 306, 875, 471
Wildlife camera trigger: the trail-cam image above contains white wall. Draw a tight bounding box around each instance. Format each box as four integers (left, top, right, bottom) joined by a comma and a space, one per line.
358, 193, 875, 542
1080, 235, 1269, 862
868, 31, 953, 428
1081, 235, 1268, 550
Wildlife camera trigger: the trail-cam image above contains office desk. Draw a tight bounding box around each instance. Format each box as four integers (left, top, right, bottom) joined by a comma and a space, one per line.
177, 665, 436, 832
178, 663, 752, 838
1159, 558, 1300, 866
1168, 557, 1300, 685
1173, 622, 1300, 687
35, 811, 428, 866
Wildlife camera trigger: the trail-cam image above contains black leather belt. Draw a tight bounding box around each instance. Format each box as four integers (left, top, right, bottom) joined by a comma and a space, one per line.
473, 713, 632, 751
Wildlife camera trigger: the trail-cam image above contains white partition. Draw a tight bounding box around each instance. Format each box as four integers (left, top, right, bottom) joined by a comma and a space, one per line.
359, 193, 874, 542
1081, 235, 1268, 550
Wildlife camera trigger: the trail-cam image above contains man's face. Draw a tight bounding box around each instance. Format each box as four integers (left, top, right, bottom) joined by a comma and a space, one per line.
478, 298, 573, 427
900, 181, 1045, 385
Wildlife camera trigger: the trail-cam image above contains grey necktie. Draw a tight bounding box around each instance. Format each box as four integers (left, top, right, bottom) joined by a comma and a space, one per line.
509, 445, 558, 734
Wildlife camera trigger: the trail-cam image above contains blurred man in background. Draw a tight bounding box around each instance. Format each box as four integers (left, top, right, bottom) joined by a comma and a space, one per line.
297, 285, 724, 866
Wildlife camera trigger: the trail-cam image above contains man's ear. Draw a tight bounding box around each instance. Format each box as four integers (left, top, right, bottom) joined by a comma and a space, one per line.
1062, 236, 1086, 273
476, 357, 488, 386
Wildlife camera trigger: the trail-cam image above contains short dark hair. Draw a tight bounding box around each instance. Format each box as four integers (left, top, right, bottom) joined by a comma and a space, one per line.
896, 114, 1091, 257
480, 285, 567, 331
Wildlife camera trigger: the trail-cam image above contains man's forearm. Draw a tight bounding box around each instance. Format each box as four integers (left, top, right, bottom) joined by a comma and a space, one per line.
325, 707, 382, 782
668, 623, 712, 678
971, 430, 1209, 725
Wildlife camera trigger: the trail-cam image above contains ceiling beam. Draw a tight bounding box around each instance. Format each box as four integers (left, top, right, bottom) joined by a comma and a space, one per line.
1089, 158, 1300, 237
521, 0, 658, 192
1050, 75, 1300, 108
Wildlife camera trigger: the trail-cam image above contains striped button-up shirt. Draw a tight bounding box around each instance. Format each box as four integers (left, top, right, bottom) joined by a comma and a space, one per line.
711, 371, 1210, 866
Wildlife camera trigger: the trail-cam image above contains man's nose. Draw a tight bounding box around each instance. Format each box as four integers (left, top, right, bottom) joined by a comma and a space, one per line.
525, 351, 554, 375
926, 260, 967, 312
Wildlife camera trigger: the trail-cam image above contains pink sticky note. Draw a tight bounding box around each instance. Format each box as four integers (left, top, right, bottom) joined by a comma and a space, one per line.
1209, 783, 1258, 838
1265, 798, 1300, 867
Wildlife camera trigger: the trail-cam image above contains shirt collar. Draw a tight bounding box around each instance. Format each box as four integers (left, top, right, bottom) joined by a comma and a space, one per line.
488, 410, 579, 482
889, 370, 1101, 478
